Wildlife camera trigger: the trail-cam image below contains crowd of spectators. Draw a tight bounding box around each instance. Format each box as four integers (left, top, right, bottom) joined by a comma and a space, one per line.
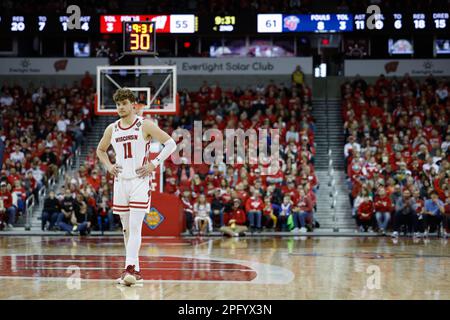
161, 77, 317, 235
40, 147, 118, 234
0, 72, 95, 231
341, 73, 450, 238
56, 71, 317, 235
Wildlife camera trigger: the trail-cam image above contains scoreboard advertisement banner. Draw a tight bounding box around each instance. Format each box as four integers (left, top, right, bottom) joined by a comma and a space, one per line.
142, 57, 313, 75
345, 59, 450, 76
0, 58, 109, 75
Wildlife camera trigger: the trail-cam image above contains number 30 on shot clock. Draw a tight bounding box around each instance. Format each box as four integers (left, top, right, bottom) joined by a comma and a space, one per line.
123, 21, 156, 55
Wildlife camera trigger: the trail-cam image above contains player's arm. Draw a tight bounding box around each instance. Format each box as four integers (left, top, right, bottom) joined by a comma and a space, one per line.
136, 119, 177, 177
96, 124, 122, 176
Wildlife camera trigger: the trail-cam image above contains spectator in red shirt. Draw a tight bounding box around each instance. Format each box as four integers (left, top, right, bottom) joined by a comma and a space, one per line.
356, 191, 375, 232
220, 198, 248, 237
0, 181, 17, 230
374, 187, 393, 234
245, 189, 263, 233
86, 169, 101, 192
292, 188, 313, 233
412, 189, 426, 236
81, 71, 93, 90
443, 196, 450, 237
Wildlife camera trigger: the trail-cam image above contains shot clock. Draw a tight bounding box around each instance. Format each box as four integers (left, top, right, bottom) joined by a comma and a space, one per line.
123, 21, 156, 55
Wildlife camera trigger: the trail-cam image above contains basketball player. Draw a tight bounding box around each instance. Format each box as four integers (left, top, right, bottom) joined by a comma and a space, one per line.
97, 88, 176, 286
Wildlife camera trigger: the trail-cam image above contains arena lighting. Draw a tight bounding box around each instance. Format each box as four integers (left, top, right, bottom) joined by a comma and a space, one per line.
314, 66, 320, 77
321, 38, 330, 45
314, 63, 327, 78
320, 63, 327, 77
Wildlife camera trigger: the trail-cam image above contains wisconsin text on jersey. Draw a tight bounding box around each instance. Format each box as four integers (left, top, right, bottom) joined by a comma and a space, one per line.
115, 135, 138, 143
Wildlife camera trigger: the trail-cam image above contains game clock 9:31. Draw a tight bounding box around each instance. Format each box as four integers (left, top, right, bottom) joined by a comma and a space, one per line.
123, 21, 156, 55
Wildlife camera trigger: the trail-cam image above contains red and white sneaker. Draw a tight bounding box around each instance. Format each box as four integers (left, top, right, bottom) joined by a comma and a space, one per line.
116, 265, 136, 286
134, 270, 144, 285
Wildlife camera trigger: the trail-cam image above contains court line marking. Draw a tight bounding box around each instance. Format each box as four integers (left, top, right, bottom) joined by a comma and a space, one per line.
0, 253, 294, 285
0, 276, 259, 284
10, 267, 255, 271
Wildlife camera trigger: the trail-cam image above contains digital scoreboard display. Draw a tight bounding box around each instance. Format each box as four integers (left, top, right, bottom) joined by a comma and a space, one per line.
123, 21, 156, 55
257, 14, 353, 32
353, 12, 450, 32
197, 14, 255, 34
100, 14, 196, 33
0, 15, 95, 33
256, 12, 450, 33
0, 12, 448, 34
212, 15, 237, 32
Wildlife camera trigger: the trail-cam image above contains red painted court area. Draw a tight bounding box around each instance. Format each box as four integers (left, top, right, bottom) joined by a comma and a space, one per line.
0, 255, 257, 282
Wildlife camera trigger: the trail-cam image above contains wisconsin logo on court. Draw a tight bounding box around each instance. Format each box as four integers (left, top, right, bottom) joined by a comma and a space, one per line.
144, 207, 164, 230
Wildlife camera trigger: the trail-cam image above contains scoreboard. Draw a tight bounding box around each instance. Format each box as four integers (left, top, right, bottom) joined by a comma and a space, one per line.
258, 14, 353, 33
100, 14, 196, 33
256, 12, 450, 33
123, 21, 156, 55
0, 12, 448, 34
352, 12, 450, 33
0, 14, 196, 34
0, 15, 95, 33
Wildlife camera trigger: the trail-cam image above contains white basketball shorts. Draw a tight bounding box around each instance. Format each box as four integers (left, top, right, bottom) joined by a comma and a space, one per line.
113, 176, 151, 215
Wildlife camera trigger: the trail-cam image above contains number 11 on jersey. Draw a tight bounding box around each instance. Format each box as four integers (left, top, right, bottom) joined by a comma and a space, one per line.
123, 142, 133, 159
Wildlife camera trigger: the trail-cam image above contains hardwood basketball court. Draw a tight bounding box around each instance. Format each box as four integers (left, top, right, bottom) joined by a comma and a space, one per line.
0, 236, 448, 300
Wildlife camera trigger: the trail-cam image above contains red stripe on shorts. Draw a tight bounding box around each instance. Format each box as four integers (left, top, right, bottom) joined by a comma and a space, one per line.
129, 201, 149, 205
113, 204, 129, 208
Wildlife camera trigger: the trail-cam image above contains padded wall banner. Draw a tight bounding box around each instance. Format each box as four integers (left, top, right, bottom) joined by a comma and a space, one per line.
344, 59, 450, 76
141, 193, 184, 236
0, 58, 109, 75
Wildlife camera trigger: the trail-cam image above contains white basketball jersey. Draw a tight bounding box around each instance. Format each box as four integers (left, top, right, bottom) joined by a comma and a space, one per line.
110, 116, 151, 179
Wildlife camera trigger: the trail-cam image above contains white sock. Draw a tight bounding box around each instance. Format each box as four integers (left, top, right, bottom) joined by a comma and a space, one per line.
119, 213, 130, 269
125, 211, 146, 272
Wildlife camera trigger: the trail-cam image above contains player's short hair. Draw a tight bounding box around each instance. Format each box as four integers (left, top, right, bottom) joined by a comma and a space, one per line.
113, 88, 136, 104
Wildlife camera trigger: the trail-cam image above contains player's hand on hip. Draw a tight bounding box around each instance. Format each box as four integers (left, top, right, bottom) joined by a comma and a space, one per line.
136, 163, 155, 178
108, 164, 122, 177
